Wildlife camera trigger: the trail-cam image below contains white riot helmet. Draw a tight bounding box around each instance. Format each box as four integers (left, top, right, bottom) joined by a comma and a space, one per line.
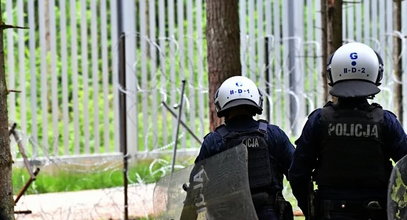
214, 76, 263, 117
327, 42, 384, 98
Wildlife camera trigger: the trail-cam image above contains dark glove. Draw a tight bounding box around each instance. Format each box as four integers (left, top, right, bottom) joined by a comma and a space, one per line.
275, 192, 294, 220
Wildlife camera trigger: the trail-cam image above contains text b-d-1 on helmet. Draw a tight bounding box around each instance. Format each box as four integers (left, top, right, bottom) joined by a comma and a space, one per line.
327, 42, 384, 98
214, 76, 263, 117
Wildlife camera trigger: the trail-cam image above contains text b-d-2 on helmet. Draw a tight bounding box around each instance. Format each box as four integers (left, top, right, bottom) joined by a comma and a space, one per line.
214, 76, 263, 117
327, 42, 384, 98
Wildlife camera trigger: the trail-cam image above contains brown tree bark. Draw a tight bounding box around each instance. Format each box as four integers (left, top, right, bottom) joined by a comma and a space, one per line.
323, 0, 342, 103
327, 0, 343, 55
321, 0, 328, 102
206, 0, 241, 131
0, 2, 14, 219
393, 0, 403, 123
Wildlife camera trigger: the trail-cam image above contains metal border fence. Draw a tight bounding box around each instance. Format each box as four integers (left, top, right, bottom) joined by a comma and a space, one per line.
4, 0, 407, 159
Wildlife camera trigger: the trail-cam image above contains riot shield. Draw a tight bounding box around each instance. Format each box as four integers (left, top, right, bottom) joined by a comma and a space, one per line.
388, 155, 407, 220
153, 144, 257, 220
153, 164, 193, 220
180, 144, 258, 220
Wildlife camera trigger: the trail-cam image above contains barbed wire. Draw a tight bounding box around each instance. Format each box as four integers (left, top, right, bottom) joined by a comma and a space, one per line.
7, 25, 407, 219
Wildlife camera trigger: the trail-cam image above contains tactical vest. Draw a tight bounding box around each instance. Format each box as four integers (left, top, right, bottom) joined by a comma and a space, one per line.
216, 121, 273, 190
315, 102, 392, 188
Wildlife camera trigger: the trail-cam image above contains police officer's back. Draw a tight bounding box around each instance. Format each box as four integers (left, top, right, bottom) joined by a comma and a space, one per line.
195, 76, 295, 220
289, 42, 407, 220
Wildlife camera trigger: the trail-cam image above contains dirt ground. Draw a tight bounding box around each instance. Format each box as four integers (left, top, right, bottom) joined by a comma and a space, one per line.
14, 183, 155, 220
13, 183, 304, 220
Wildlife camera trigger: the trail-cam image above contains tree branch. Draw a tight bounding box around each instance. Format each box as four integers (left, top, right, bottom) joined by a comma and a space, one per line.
0, 22, 29, 30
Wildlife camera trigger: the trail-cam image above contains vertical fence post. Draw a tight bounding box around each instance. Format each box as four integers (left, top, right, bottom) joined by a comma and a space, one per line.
393, 0, 403, 124
265, 36, 271, 121
122, 0, 138, 156
118, 33, 128, 220
287, 0, 304, 136
117, 1, 128, 219
288, 0, 296, 135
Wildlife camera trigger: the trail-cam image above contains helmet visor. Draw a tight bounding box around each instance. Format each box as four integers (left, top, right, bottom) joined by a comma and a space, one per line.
329, 80, 380, 98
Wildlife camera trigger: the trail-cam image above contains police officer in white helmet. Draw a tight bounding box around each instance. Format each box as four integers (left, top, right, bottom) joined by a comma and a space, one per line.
289, 42, 407, 220
195, 76, 295, 220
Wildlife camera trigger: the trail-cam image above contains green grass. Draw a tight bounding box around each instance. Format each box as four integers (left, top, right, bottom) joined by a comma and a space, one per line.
12, 157, 305, 219
12, 158, 189, 195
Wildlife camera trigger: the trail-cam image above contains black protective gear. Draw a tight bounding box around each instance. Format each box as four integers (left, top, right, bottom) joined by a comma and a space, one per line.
315, 102, 392, 188
216, 121, 273, 191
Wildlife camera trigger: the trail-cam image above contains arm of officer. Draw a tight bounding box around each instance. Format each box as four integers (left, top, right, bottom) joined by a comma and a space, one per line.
268, 125, 295, 177
195, 132, 223, 163
288, 109, 321, 216
383, 110, 407, 162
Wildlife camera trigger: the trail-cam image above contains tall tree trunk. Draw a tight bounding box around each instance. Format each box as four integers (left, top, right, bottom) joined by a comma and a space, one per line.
327, 0, 343, 54
321, 0, 328, 102
325, 0, 343, 103
206, 0, 241, 131
0, 2, 14, 219
393, 0, 403, 123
